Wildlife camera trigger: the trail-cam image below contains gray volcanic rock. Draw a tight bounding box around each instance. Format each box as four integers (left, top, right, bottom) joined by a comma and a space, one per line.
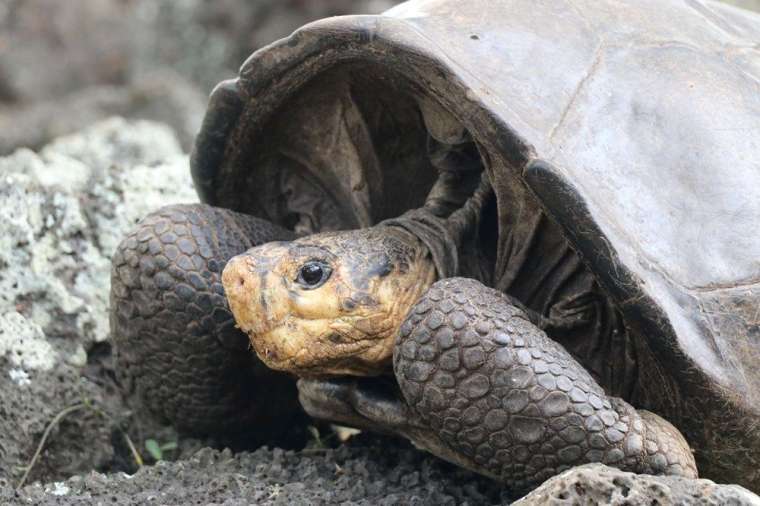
0, 117, 195, 350
0, 118, 196, 486
7, 444, 760, 505
0, 0, 395, 104
515, 464, 760, 506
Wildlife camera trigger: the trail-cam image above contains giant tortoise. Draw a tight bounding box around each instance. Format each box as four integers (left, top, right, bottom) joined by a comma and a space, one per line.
110, 0, 760, 494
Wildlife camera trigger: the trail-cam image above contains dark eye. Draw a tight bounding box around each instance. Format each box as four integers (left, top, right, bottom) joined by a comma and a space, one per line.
296, 261, 332, 289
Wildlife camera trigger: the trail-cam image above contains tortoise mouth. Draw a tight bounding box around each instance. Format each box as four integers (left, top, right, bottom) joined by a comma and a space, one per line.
251, 329, 383, 377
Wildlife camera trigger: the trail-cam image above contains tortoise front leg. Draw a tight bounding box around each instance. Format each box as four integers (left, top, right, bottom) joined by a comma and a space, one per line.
297, 376, 486, 476
393, 278, 697, 493
111, 204, 300, 438
297, 376, 413, 435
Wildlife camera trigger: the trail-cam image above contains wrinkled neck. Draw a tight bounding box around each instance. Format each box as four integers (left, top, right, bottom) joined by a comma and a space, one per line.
380, 209, 458, 280
379, 173, 492, 281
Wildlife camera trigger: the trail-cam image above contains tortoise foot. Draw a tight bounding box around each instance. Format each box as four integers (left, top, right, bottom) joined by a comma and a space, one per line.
110, 203, 299, 436
393, 278, 697, 493
297, 376, 414, 435
297, 376, 478, 474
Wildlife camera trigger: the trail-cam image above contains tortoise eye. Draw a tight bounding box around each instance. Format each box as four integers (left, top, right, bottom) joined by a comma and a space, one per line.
296, 261, 332, 289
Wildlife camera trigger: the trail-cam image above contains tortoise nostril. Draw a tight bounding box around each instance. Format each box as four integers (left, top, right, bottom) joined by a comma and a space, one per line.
221, 256, 257, 301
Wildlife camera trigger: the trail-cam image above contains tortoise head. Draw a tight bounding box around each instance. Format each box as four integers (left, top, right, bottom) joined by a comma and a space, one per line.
222, 226, 436, 376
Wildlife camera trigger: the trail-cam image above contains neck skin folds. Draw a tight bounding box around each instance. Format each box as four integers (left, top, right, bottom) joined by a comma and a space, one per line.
365, 226, 438, 374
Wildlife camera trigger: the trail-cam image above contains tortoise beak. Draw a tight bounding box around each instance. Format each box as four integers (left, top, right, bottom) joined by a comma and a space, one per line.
222, 251, 286, 337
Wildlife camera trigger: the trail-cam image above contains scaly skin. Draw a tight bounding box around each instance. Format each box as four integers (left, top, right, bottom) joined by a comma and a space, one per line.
221, 221, 698, 493
394, 278, 696, 493
110, 203, 300, 437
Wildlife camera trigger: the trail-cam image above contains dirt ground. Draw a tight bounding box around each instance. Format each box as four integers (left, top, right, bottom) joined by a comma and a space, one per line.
6, 435, 508, 505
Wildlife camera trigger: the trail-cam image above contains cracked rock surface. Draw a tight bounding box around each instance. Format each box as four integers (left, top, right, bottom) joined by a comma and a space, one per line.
0, 117, 195, 350
0, 118, 196, 487
514, 464, 760, 506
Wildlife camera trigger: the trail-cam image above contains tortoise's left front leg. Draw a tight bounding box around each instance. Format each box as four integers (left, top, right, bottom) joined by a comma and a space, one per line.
392, 278, 697, 493
297, 277, 698, 493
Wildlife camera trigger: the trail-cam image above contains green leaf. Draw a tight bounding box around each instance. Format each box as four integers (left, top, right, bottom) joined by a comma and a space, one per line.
160, 441, 178, 451
307, 425, 320, 440
145, 439, 162, 461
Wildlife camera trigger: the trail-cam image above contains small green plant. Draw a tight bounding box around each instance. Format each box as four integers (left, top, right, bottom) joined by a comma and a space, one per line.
144, 438, 178, 461
306, 425, 324, 448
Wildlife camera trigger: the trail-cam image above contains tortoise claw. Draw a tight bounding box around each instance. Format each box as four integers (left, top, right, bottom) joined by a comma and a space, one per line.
297, 376, 416, 435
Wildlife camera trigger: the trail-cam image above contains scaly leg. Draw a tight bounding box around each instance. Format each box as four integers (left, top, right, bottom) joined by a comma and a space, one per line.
394, 278, 696, 492
299, 277, 697, 494
111, 203, 300, 437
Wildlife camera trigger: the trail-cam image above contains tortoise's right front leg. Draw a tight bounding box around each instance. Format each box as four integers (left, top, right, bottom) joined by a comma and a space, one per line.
110, 204, 300, 438
393, 278, 697, 494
